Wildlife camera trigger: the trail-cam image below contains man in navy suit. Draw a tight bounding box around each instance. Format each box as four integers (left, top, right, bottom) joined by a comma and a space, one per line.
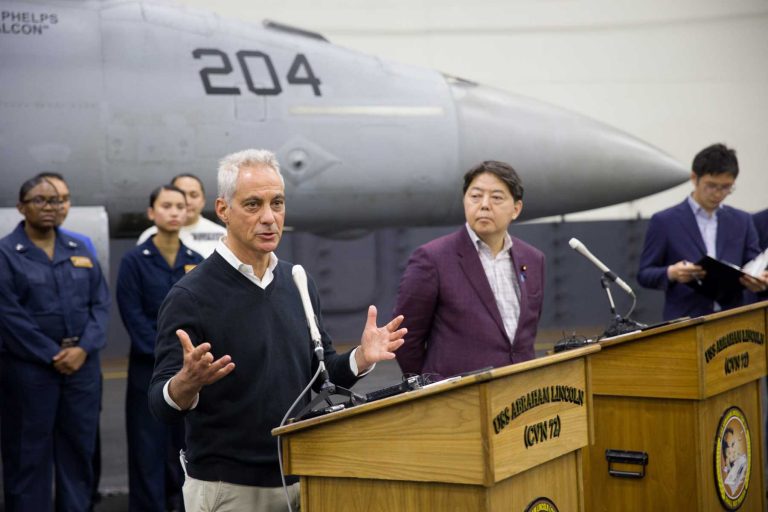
394, 161, 545, 380
637, 143, 768, 320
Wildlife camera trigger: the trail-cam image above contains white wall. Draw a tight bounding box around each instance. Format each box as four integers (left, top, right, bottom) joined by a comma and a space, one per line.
175, 0, 768, 220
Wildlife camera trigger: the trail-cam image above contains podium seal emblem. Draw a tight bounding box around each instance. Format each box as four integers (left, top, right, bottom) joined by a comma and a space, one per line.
714, 406, 751, 510
524, 497, 558, 512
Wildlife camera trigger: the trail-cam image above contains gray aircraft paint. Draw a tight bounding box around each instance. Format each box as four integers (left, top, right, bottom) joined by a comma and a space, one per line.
1, 0, 687, 238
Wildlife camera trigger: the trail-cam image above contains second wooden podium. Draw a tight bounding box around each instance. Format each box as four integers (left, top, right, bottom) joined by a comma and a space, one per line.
274, 344, 599, 512
583, 301, 767, 511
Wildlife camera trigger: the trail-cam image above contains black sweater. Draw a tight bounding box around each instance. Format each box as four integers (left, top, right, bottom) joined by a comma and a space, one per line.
149, 252, 358, 486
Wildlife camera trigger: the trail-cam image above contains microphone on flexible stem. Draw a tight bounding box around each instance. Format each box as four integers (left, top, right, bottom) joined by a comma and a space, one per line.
290, 265, 365, 421
567, 238, 645, 338
568, 238, 634, 297
292, 265, 324, 365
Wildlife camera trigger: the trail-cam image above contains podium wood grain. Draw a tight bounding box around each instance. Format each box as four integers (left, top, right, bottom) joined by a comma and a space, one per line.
275, 344, 599, 511
584, 301, 767, 511
301, 452, 583, 512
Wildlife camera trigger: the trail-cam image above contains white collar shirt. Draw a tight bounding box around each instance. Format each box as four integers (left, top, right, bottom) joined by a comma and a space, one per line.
466, 224, 521, 344
687, 195, 720, 258
687, 195, 722, 311
215, 237, 278, 289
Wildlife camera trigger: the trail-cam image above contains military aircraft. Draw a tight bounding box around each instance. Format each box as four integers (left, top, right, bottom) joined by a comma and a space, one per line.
0, 0, 687, 239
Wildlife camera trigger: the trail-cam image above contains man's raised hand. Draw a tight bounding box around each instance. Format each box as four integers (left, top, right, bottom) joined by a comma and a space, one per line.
355, 305, 406, 372
168, 329, 235, 409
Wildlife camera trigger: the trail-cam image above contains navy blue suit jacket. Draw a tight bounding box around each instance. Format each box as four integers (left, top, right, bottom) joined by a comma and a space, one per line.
637, 199, 760, 320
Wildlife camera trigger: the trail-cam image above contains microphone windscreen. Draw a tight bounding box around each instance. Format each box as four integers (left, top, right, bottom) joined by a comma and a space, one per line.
292, 265, 321, 342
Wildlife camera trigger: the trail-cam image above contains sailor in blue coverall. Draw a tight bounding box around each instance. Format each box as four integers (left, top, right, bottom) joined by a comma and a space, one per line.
117, 184, 203, 512
0, 177, 110, 512
34, 171, 105, 508
35, 171, 104, 509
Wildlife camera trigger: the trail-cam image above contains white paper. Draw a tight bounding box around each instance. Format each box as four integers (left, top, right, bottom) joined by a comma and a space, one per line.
743, 247, 768, 277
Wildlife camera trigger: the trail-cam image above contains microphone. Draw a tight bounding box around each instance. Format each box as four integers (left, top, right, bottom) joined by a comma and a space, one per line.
292, 265, 323, 361
289, 266, 367, 421
568, 238, 635, 296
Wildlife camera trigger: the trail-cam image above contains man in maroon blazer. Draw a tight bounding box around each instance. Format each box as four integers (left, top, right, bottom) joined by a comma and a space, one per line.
394, 161, 545, 380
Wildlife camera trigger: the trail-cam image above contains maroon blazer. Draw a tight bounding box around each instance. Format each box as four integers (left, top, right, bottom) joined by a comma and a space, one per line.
394, 227, 545, 380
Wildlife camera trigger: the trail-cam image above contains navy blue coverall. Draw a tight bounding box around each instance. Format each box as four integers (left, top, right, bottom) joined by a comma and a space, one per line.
0, 222, 109, 512
117, 238, 202, 512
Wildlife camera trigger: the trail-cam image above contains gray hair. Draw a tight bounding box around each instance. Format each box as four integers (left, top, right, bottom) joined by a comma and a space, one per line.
217, 149, 283, 204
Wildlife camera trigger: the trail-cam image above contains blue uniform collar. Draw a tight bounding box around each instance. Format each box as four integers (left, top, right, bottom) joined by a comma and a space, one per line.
139, 236, 197, 269
9, 222, 82, 263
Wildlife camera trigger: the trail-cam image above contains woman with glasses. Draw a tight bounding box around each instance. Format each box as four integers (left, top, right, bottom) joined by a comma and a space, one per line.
0, 176, 110, 511
117, 184, 203, 512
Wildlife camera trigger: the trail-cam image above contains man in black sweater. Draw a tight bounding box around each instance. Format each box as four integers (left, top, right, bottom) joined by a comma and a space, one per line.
148, 149, 406, 512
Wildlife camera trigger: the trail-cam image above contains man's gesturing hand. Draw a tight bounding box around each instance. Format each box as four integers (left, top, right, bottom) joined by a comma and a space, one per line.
355, 305, 406, 373
168, 329, 235, 410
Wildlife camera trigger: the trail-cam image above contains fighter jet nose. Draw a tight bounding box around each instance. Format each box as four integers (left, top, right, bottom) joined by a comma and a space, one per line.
448, 78, 688, 218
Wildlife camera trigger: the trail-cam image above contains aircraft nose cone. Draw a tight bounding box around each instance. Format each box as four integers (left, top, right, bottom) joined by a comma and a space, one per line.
449, 79, 688, 218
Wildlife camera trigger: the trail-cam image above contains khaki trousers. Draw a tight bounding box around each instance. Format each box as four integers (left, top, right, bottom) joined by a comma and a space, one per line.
182, 476, 300, 512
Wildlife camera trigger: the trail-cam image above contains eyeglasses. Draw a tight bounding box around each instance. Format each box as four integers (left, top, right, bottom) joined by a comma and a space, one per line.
21, 196, 65, 208
701, 182, 735, 194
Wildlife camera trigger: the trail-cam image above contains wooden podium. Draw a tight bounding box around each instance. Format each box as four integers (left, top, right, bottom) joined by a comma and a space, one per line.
583, 301, 768, 511
274, 344, 599, 512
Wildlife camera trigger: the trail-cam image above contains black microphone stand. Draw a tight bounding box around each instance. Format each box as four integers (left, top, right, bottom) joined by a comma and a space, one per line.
293, 340, 367, 422
599, 275, 646, 338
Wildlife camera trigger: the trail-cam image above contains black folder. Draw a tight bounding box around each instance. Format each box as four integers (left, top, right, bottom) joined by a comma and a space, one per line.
688, 256, 747, 302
